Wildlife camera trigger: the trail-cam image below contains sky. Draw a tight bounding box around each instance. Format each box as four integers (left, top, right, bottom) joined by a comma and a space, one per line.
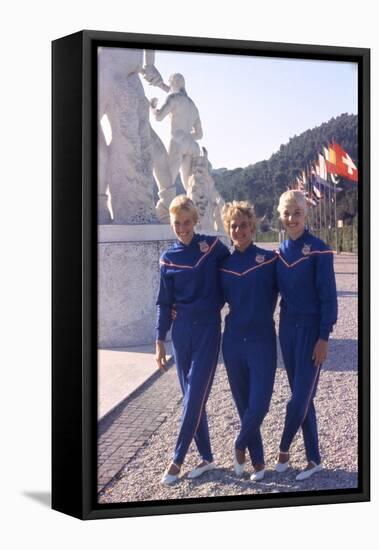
141, 49, 357, 170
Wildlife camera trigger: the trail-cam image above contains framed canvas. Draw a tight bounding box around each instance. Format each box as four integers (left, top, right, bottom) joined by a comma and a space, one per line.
52, 30, 370, 520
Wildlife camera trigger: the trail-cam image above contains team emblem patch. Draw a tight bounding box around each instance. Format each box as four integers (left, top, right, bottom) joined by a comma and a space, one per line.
255, 254, 265, 264
199, 240, 210, 253
302, 244, 311, 256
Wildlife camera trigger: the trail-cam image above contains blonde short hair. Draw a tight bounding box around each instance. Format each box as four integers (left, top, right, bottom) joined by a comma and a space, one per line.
277, 190, 308, 216
221, 200, 256, 236
169, 195, 198, 224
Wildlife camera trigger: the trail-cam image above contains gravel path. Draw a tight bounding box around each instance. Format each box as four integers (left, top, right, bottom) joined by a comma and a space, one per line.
99, 253, 358, 503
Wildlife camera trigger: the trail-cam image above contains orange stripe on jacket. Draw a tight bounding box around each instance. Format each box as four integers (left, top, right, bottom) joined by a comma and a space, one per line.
278, 250, 334, 269
219, 255, 277, 277
159, 237, 219, 270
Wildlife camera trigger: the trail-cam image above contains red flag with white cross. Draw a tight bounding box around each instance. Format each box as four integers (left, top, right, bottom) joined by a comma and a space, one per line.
328, 142, 358, 182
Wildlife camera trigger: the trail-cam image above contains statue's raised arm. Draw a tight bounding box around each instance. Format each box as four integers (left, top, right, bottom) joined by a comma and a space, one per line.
141, 50, 170, 92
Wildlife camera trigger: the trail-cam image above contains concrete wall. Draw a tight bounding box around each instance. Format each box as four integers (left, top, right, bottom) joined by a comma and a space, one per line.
98, 225, 174, 348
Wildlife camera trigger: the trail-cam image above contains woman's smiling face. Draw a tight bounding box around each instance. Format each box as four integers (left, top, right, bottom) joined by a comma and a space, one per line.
170, 210, 196, 245
280, 202, 307, 240
229, 213, 254, 252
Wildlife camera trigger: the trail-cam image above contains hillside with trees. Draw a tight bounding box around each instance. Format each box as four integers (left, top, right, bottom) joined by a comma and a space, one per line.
212, 113, 358, 230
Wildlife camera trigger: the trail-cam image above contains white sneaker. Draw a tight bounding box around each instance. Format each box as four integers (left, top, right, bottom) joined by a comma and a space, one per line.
161, 471, 179, 485
275, 461, 289, 473
250, 468, 265, 482
188, 461, 216, 479
233, 449, 246, 476
161, 463, 181, 485
275, 452, 290, 473
295, 462, 322, 481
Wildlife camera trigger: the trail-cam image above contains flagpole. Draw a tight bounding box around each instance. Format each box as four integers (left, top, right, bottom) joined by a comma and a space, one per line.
331, 140, 338, 253
320, 185, 323, 241
328, 179, 332, 246
334, 177, 338, 252
314, 168, 320, 238
309, 167, 314, 232
310, 186, 314, 231
320, 153, 327, 243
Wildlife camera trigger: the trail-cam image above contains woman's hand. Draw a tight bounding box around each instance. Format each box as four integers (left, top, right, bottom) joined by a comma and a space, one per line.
155, 340, 167, 371
312, 339, 328, 367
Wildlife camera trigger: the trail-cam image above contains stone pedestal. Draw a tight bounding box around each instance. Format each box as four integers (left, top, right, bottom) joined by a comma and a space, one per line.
98, 224, 175, 348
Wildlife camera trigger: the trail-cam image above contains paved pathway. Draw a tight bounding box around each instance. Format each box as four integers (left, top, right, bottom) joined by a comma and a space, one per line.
97, 358, 180, 492
98, 342, 173, 419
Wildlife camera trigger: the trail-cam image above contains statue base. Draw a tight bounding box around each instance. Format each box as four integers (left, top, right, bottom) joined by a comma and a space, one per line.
98, 224, 174, 348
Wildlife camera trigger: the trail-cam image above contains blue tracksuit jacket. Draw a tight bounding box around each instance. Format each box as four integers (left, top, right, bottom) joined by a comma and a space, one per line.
156, 233, 229, 341
277, 229, 337, 340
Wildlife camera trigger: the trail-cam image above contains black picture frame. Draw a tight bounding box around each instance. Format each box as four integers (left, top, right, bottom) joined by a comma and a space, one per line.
52, 29, 370, 520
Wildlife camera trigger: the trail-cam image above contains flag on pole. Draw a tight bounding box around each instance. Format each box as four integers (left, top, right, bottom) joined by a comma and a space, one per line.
305, 194, 318, 207
327, 142, 358, 182
313, 154, 342, 192
328, 144, 337, 165
313, 183, 323, 200
318, 153, 328, 181
323, 145, 335, 173
310, 167, 324, 200
296, 176, 305, 191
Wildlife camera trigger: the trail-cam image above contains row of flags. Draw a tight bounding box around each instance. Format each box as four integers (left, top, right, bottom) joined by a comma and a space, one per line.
289, 141, 358, 208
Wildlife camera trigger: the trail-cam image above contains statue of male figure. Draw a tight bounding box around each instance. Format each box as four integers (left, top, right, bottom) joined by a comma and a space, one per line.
150, 73, 203, 190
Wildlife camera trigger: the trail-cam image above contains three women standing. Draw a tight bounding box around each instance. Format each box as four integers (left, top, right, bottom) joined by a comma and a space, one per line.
155, 190, 337, 484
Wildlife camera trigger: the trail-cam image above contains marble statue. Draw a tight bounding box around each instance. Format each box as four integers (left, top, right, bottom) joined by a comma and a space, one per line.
98, 48, 174, 224
150, 73, 203, 192
150, 75, 224, 231
98, 52, 225, 228
187, 148, 225, 232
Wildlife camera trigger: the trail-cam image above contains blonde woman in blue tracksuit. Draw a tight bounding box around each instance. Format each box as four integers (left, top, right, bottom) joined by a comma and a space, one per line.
220, 201, 278, 482
275, 190, 337, 480
156, 195, 230, 485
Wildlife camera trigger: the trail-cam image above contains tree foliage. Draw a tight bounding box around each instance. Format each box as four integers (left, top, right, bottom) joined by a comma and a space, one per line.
212, 113, 358, 228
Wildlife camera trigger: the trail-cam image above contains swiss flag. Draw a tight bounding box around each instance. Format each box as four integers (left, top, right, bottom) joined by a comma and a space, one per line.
328, 143, 358, 182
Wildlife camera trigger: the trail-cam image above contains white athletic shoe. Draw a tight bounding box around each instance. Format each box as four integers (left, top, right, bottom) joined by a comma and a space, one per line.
161, 472, 179, 485
250, 468, 266, 482
295, 462, 322, 481
275, 460, 290, 473
233, 449, 246, 476
161, 464, 181, 485
275, 452, 290, 473
188, 461, 216, 479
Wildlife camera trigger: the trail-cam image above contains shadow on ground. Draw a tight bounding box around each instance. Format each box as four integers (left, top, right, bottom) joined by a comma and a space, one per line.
22, 491, 51, 507
156, 466, 358, 496
276, 338, 357, 372
337, 290, 358, 297
323, 339, 358, 371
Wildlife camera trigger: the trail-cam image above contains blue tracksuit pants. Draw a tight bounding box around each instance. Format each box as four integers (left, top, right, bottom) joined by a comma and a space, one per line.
279, 322, 322, 465
222, 331, 277, 465
171, 320, 221, 466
